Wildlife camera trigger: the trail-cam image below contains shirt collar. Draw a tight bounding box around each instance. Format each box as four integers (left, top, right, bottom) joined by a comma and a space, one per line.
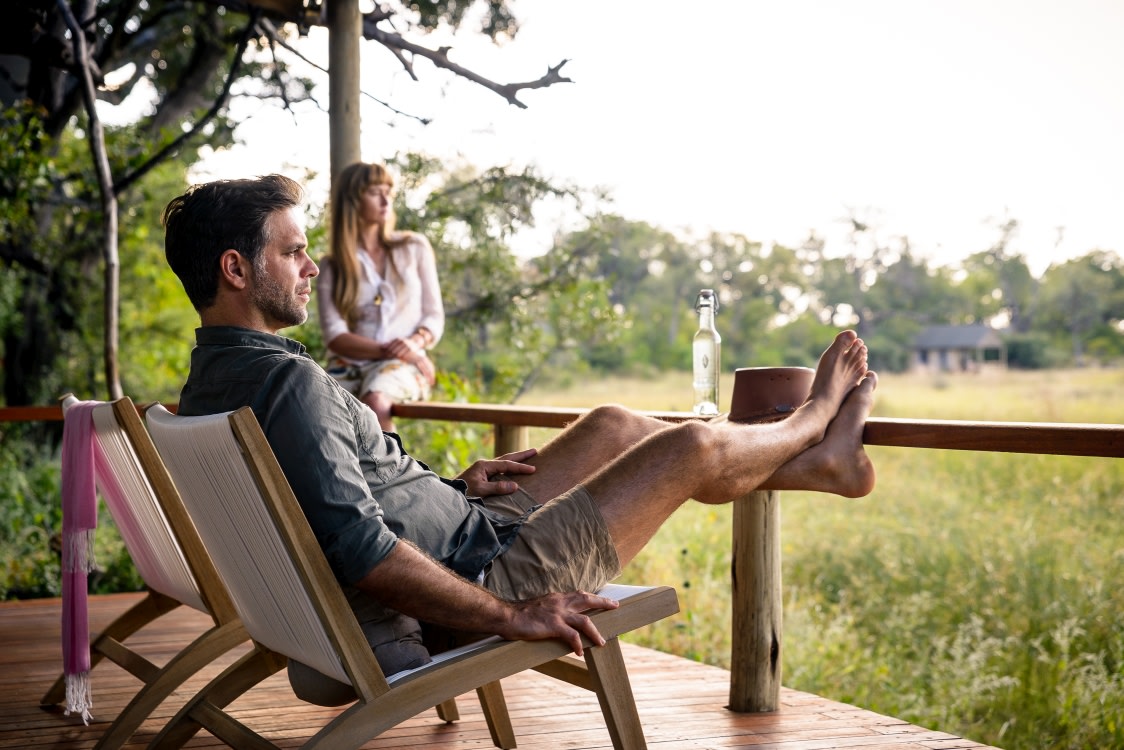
194, 325, 308, 356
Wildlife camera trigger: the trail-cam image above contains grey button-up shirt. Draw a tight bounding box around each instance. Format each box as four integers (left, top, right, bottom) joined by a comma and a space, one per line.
178, 326, 524, 586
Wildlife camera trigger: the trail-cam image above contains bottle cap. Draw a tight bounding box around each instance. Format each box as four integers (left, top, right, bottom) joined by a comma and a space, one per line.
694, 289, 719, 313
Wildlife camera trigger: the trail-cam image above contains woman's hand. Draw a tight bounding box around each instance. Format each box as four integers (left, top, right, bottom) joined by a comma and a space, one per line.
382, 330, 438, 384
382, 336, 435, 383
382, 336, 421, 362
455, 448, 538, 497
414, 353, 437, 386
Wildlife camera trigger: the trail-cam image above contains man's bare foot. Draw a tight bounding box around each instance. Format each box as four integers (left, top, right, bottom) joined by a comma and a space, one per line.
797, 330, 869, 425
763, 371, 878, 497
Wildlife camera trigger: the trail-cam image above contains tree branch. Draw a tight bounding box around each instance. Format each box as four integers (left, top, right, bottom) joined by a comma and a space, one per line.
56, 0, 122, 399
190, 0, 571, 108
112, 10, 259, 195
256, 17, 429, 124
361, 18, 571, 109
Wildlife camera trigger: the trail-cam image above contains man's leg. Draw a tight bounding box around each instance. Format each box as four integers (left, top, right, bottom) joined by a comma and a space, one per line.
517, 331, 874, 568
512, 404, 676, 502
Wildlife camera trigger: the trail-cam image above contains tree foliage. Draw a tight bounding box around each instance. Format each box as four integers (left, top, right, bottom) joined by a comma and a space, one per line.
390, 153, 617, 399
1037, 251, 1124, 365
2, 0, 1123, 414
545, 216, 1124, 377
3, 0, 283, 403
0, 0, 570, 405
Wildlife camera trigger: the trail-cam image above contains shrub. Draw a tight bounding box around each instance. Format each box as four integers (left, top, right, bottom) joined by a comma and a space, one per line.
0, 426, 140, 600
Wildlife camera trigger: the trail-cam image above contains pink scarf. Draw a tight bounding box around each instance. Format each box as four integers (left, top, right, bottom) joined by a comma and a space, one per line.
61, 401, 100, 724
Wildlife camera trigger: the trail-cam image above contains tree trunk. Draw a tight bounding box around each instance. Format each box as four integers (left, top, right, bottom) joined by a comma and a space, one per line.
58, 0, 123, 399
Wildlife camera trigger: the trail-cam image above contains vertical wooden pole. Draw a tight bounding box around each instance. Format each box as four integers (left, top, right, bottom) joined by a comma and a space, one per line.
729, 489, 782, 712
327, 0, 362, 180
494, 424, 531, 455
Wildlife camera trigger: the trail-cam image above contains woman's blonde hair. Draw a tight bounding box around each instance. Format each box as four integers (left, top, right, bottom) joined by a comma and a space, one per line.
327, 162, 406, 327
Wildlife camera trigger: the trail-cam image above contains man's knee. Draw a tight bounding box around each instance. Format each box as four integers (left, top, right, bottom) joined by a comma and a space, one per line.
580, 404, 711, 454
667, 418, 712, 456
581, 403, 650, 440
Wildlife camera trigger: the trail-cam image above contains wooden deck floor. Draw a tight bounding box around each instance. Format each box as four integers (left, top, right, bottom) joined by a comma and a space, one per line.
1, 593, 1000, 749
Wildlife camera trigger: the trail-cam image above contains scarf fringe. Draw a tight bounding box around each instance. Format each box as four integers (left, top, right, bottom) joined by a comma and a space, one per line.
64, 671, 93, 725
62, 528, 97, 574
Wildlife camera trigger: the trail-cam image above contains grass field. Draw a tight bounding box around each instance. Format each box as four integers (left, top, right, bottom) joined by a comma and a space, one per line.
521, 366, 1124, 750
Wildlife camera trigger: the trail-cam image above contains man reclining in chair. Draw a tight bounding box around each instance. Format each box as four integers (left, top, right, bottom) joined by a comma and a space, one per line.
162, 174, 878, 698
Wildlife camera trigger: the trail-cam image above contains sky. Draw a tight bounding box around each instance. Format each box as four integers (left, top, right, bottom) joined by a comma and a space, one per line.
195, 0, 1124, 276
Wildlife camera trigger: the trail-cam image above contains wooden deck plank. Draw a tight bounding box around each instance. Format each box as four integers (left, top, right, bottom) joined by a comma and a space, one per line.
0, 594, 1002, 750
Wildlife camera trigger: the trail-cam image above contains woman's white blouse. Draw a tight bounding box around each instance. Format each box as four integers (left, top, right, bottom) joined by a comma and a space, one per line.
317, 232, 445, 365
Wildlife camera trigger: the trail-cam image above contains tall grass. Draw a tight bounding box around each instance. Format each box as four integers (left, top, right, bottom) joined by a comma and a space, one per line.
521, 367, 1124, 750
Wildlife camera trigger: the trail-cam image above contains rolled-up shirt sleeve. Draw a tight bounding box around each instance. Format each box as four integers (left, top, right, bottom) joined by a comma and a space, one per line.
315, 261, 351, 347
252, 357, 397, 585
414, 236, 445, 346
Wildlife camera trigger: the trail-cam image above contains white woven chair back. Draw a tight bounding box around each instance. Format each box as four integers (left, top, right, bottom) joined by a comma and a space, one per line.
145, 406, 350, 686
70, 398, 206, 612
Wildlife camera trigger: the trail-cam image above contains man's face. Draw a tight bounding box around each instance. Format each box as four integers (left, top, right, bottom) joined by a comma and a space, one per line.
249, 207, 318, 331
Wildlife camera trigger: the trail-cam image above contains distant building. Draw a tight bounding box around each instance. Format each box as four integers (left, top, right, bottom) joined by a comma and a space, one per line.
912, 325, 1006, 372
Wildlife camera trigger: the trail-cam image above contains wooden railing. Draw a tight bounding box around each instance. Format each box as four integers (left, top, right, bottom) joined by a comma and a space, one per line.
7, 401, 1124, 712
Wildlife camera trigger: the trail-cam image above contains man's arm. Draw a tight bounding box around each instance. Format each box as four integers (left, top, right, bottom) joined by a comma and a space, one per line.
354, 540, 618, 656
256, 360, 612, 653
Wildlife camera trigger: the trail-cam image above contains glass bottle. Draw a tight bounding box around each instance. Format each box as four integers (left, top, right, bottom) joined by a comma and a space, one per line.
692, 289, 721, 415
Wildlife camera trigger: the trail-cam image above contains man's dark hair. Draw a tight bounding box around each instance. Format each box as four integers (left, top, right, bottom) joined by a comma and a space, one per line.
163, 174, 305, 310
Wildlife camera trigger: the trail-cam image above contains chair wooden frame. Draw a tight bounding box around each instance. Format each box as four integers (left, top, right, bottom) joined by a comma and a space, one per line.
42, 396, 251, 750
144, 404, 679, 750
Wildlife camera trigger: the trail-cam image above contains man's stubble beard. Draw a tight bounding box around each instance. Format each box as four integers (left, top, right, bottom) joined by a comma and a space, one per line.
250, 260, 308, 329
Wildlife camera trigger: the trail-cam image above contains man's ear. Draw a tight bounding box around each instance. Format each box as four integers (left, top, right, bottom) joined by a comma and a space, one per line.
218, 249, 251, 290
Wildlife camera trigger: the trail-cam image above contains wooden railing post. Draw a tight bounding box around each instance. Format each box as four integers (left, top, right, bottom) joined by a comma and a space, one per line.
494, 423, 531, 455
729, 489, 782, 712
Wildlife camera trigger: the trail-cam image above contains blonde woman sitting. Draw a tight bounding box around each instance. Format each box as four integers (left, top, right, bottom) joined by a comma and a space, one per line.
318, 162, 444, 431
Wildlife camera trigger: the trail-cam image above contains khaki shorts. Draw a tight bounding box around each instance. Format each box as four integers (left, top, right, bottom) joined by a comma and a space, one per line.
480, 484, 621, 601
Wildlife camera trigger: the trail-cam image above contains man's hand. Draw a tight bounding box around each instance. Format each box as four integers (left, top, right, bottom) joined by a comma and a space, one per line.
357, 542, 617, 657
499, 591, 620, 657
456, 448, 538, 497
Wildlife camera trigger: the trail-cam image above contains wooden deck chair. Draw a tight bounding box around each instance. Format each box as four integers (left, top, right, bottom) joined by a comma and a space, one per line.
42, 396, 251, 750
144, 404, 679, 750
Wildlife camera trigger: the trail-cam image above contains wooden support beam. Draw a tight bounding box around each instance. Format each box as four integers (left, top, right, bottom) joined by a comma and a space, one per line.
729, 490, 782, 712
327, 0, 361, 180
495, 424, 531, 455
